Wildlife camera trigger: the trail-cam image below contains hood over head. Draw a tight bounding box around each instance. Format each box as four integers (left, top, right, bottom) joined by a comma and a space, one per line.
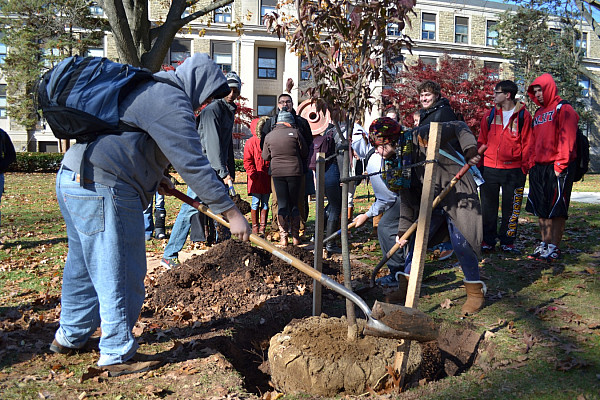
154, 53, 230, 110
527, 73, 559, 107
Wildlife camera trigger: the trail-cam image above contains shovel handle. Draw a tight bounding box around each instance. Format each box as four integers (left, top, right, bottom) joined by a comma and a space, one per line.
323, 221, 357, 244
369, 144, 486, 287
163, 186, 378, 319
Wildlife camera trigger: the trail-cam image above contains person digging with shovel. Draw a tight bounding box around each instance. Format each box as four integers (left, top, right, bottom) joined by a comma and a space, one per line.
368, 117, 487, 315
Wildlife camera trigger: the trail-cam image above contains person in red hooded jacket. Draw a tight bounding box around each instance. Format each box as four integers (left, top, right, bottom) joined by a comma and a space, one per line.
244, 116, 271, 235
478, 80, 532, 255
524, 73, 579, 262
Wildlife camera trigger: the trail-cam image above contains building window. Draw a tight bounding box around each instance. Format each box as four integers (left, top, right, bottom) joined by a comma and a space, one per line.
212, 42, 232, 73
300, 57, 311, 81
576, 32, 587, 57
168, 39, 191, 67
484, 61, 501, 79
260, 0, 277, 19
257, 95, 277, 116
89, 2, 103, 16
214, 5, 232, 23
0, 41, 6, 64
0, 84, 6, 118
455, 17, 468, 44
420, 56, 437, 70
87, 48, 104, 57
387, 23, 401, 36
579, 75, 591, 97
422, 13, 436, 41
258, 47, 277, 79
486, 21, 498, 46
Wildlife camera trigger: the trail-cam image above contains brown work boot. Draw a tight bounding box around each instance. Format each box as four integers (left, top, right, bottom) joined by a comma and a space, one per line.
250, 209, 259, 235
371, 213, 382, 238
101, 353, 165, 377
290, 215, 302, 246
384, 273, 409, 305
461, 281, 487, 315
259, 209, 268, 236
277, 215, 288, 247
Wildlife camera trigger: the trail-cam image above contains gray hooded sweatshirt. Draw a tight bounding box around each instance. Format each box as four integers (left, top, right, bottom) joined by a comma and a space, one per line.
61, 53, 234, 214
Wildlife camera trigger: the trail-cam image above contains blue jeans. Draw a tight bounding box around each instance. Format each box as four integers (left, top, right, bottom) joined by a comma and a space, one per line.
163, 186, 199, 260
250, 193, 270, 210
324, 162, 342, 220
54, 167, 146, 366
143, 192, 165, 234
403, 209, 480, 281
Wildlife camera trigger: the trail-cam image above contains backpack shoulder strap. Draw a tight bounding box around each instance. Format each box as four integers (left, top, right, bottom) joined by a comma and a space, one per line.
517, 108, 525, 134
487, 106, 495, 131
364, 147, 376, 166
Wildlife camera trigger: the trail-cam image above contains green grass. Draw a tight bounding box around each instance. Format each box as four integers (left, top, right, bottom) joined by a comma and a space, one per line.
1, 171, 599, 399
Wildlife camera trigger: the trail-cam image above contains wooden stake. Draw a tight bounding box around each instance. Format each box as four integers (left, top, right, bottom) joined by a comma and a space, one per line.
313, 152, 326, 316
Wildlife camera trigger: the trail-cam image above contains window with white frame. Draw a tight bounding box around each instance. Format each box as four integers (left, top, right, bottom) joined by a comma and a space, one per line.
257, 95, 277, 116
212, 42, 232, 73
89, 2, 103, 16
455, 17, 468, 44
260, 0, 277, 19
0, 84, 6, 118
87, 48, 104, 57
579, 75, 591, 97
258, 47, 277, 79
486, 21, 498, 46
300, 56, 311, 81
576, 32, 588, 57
422, 13, 436, 40
0, 41, 6, 64
168, 39, 191, 67
214, 5, 232, 23
387, 23, 401, 36
420, 56, 437, 70
484, 61, 501, 79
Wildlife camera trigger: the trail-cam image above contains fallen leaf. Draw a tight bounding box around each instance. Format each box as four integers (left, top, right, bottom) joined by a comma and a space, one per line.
79, 367, 106, 383
440, 298, 453, 309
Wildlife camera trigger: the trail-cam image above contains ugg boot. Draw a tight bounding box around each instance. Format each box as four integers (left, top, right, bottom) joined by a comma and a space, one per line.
290, 215, 302, 246
277, 215, 289, 247
325, 218, 342, 254
348, 206, 354, 222
154, 210, 167, 239
250, 209, 259, 235
371, 213, 382, 238
462, 281, 487, 315
259, 209, 268, 236
384, 272, 409, 305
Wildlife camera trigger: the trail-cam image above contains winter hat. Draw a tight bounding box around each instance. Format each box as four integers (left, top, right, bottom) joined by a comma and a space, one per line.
226, 71, 241, 91
368, 117, 402, 146
277, 107, 296, 125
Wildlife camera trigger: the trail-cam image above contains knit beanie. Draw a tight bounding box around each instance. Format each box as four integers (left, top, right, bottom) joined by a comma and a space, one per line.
226, 71, 241, 91
277, 107, 296, 125
368, 117, 402, 146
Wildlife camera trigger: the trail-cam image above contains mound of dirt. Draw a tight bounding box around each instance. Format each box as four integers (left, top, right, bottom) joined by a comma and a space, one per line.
145, 240, 342, 323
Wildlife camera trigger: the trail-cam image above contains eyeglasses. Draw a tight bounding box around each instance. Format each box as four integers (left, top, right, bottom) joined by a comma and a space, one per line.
278, 100, 293, 105
494, 91, 505, 94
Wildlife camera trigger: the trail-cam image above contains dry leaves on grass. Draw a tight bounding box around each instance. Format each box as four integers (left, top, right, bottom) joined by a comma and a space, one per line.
440, 298, 453, 309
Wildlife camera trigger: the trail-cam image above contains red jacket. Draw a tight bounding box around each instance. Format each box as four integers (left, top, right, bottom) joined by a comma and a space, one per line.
243, 127, 271, 195
478, 101, 532, 172
525, 73, 579, 174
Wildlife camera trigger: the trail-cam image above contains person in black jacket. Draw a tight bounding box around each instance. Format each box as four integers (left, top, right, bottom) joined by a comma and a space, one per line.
0, 129, 16, 230
261, 94, 313, 236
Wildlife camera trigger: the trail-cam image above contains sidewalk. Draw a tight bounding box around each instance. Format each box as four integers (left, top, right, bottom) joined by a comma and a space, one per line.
522, 189, 600, 204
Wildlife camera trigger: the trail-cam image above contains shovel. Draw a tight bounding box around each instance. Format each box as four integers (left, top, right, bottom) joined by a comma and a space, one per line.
370, 144, 487, 287
323, 221, 357, 244
163, 185, 437, 341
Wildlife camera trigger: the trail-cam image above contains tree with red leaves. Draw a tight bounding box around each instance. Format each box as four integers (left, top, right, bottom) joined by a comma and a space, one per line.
233, 95, 254, 139
382, 55, 499, 136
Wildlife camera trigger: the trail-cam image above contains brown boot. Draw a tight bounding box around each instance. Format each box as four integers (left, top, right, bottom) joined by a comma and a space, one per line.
384, 273, 409, 305
250, 209, 259, 235
348, 206, 354, 222
290, 215, 302, 246
371, 213, 382, 238
462, 281, 487, 315
277, 215, 288, 247
259, 209, 268, 236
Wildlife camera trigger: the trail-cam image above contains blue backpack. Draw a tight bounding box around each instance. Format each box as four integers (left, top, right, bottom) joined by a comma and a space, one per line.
37, 56, 171, 143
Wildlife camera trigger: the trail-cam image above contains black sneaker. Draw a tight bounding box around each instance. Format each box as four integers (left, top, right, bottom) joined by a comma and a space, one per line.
528, 242, 546, 260
481, 241, 495, 252
541, 246, 561, 262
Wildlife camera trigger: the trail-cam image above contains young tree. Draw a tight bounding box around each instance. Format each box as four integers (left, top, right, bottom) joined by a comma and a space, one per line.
496, 3, 592, 123
98, 0, 238, 71
0, 0, 105, 145
264, 0, 415, 339
382, 55, 498, 136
